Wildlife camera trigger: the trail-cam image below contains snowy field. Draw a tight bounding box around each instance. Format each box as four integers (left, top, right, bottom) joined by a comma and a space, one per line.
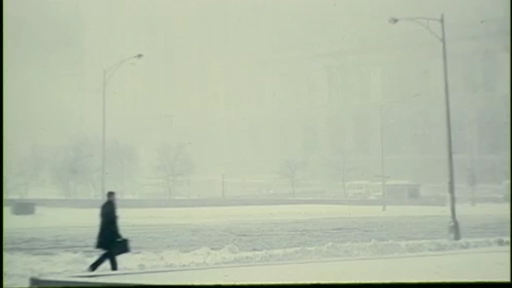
4, 204, 510, 286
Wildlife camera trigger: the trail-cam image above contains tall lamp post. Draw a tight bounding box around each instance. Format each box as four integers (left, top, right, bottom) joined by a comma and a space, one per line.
101, 53, 143, 199
388, 14, 461, 240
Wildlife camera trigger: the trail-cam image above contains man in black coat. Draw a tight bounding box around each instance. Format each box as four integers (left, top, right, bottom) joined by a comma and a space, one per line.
88, 191, 122, 272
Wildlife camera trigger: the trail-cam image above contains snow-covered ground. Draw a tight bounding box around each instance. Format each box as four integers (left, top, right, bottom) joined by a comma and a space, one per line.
4, 204, 510, 287
44, 247, 509, 284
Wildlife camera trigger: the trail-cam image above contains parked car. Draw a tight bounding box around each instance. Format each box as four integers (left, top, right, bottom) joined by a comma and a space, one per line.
345, 181, 373, 199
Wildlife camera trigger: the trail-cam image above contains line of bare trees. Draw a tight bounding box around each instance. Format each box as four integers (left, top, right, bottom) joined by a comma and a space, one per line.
6, 138, 198, 200
6, 138, 141, 199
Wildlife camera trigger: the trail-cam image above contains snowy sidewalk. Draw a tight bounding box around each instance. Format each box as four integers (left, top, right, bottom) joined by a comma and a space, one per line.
32, 248, 510, 286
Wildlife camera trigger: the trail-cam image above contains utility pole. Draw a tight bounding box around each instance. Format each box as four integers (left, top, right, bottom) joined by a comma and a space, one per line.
379, 102, 387, 211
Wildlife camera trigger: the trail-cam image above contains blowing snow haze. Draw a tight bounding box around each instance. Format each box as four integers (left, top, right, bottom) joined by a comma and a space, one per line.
4, 0, 510, 199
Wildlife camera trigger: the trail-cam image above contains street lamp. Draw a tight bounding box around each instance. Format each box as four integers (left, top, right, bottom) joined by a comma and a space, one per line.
389, 14, 461, 240
101, 53, 143, 199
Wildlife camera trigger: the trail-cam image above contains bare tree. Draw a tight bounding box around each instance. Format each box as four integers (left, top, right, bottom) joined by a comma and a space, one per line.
467, 168, 477, 206
278, 159, 302, 198
51, 138, 98, 198
155, 142, 194, 199
327, 152, 352, 198
339, 154, 351, 198
8, 145, 47, 199
325, 125, 353, 198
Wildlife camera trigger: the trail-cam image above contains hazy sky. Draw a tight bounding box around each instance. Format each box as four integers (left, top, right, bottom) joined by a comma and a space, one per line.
4, 0, 510, 181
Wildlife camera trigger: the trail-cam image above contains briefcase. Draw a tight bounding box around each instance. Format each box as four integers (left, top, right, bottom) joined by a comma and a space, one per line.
112, 238, 130, 256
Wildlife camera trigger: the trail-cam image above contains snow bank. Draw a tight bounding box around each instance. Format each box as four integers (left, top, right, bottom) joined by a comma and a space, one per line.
118, 237, 511, 270
5, 237, 509, 287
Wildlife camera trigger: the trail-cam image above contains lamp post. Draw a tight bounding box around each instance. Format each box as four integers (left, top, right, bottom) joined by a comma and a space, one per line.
101, 53, 143, 199
378, 95, 420, 211
379, 102, 386, 211
389, 14, 461, 240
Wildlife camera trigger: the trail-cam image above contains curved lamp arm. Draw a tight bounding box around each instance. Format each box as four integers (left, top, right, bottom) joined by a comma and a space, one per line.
389, 16, 443, 42
104, 54, 144, 84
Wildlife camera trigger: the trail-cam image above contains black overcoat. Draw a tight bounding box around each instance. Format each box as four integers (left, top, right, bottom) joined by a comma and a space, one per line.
95, 200, 121, 250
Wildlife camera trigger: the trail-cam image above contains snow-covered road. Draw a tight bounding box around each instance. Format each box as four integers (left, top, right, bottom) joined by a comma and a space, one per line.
4, 213, 510, 255
4, 204, 510, 254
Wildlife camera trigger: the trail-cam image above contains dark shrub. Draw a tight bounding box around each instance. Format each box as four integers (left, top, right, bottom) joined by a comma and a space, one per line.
11, 202, 36, 215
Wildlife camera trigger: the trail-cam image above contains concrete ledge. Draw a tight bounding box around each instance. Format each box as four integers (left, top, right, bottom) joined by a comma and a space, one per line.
29, 276, 144, 287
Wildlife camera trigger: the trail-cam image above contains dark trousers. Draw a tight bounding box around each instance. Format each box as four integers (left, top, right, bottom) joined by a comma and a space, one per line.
89, 250, 118, 271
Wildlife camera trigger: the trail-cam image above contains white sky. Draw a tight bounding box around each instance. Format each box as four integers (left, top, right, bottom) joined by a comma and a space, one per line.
4, 0, 510, 180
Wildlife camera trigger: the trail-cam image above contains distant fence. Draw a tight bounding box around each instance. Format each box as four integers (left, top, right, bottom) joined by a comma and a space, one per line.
3, 197, 447, 209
